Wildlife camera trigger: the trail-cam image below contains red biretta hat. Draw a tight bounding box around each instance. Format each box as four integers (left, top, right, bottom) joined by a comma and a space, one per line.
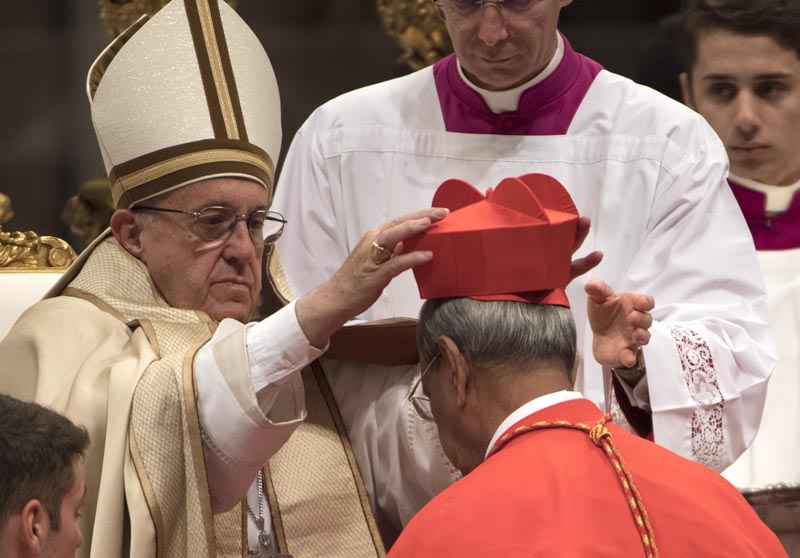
404, 173, 579, 307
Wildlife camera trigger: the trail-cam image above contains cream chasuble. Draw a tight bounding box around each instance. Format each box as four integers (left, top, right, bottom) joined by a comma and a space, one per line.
0, 237, 247, 557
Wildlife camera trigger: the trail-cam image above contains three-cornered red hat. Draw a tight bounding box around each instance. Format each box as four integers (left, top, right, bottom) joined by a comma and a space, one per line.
404, 173, 579, 307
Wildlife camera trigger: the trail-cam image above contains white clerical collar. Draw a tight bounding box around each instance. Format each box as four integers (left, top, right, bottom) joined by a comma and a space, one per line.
485, 390, 583, 459
457, 33, 564, 114
731, 173, 800, 213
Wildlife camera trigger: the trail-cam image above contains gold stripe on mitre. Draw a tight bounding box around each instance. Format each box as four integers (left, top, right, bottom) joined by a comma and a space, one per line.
109, 139, 275, 208
185, 0, 245, 141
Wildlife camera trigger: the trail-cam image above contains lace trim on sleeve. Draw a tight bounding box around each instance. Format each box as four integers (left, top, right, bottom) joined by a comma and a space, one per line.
671, 326, 726, 470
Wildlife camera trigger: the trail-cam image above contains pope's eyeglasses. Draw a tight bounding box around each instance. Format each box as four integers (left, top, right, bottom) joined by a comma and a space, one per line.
408, 353, 441, 422
132, 205, 287, 246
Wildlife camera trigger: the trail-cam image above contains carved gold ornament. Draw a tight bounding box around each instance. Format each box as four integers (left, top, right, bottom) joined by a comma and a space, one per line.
62, 178, 115, 246
0, 193, 77, 268
377, 0, 452, 70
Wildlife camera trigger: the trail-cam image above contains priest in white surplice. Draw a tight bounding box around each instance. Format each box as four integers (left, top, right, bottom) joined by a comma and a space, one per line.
272, 0, 777, 543
0, 1, 445, 556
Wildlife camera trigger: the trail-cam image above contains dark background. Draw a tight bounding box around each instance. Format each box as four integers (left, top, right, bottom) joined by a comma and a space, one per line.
0, 1, 681, 249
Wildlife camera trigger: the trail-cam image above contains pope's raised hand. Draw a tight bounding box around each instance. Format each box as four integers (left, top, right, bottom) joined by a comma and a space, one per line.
585, 279, 655, 368
295, 208, 448, 347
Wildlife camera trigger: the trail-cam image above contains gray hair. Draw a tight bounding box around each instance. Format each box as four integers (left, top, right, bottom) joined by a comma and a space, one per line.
131, 207, 157, 228
418, 298, 577, 376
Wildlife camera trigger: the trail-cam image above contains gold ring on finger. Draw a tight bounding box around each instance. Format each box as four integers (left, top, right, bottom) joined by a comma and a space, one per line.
369, 240, 393, 265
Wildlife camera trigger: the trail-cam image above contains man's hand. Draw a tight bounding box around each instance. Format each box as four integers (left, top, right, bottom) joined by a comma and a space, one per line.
296, 207, 448, 347
570, 216, 603, 282
585, 279, 654, 368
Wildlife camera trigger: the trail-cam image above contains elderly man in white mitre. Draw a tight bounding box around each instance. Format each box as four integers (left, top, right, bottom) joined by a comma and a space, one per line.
0, 1, 444, 557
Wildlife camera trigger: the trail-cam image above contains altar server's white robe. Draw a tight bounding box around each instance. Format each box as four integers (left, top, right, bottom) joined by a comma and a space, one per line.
722, 177, 800, 489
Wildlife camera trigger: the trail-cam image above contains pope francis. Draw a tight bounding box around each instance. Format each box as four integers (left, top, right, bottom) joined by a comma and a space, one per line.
0, 1, 443, 556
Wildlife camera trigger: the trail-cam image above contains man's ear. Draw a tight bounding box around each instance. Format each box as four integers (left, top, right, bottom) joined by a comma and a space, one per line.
110, 209, 145, 258
679, 72, 695, 109
19, 499, 49, 552
437, 335, 470, 408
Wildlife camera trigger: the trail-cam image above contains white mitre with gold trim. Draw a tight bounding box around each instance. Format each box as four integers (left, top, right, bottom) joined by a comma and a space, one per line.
87, 0, 280, 209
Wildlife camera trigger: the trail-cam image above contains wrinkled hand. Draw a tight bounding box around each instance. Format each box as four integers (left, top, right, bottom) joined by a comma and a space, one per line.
296, 208, 448, 347
570, 216, 604, 283
585, 279, 654, 368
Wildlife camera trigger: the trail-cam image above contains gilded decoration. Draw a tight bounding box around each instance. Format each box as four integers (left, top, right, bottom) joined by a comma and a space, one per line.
98, 0, 237, 36
377, 0, 452, 70
62, 178, 115, 246
0, 193, 77, 268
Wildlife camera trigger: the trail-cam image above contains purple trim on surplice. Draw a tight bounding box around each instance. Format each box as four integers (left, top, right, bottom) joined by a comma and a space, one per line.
729, 179, 800, 251
432, 35, 603, 136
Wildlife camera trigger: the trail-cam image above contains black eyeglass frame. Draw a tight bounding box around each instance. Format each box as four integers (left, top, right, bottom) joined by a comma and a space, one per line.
408, 353, 441, 422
